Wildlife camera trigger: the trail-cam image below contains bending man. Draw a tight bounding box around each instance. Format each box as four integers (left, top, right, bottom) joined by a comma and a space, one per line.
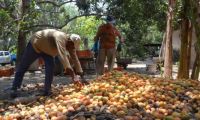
11, 29, 84, 96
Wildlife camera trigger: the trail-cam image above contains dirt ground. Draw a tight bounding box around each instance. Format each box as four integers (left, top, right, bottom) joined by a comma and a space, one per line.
0, 62, 159, 101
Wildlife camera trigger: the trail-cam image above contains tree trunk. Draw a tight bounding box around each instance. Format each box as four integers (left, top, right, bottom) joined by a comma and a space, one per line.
177, 0, 192, 79
186, 23, 192, 76
16, 30, 26, 65
164, 0, 174, 78
177, 20, 190, 79
190, 0, 200, 80
191, 53, 200, 79
16, 0, 30, 66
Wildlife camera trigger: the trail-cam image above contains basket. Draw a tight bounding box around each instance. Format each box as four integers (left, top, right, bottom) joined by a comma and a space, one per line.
76, 50, 93, 58
0, 67, 14, 77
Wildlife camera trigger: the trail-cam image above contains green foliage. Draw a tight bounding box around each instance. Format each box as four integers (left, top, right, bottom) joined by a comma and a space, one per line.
173, 0, 184, 30
0, 0, 170, 59
0, 10, 10, 25
63, 16, 103, 49
0, 9, 18, 50
106, 0, 167, 58
142, 25, 164, 44
9, 45, 17, 54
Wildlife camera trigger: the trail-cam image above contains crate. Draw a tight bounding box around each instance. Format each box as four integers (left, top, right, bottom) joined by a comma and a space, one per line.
76, 50, 93, 58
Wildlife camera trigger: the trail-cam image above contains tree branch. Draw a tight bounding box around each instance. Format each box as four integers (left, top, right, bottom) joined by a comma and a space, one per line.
36, 9, 62, 13
28, 13, 106, 29
36, 0, 76, 7
59, 13, 106, 28
28, 24, 60, 29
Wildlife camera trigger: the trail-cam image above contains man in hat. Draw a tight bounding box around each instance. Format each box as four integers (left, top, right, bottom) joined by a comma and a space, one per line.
94, 15, 124, 75
10, 29, 85, 97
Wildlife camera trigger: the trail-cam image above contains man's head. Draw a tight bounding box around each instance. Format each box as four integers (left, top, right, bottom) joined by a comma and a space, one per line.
106, 15, 116, 24
70, 34, 81, 41
67, 34, 81, 50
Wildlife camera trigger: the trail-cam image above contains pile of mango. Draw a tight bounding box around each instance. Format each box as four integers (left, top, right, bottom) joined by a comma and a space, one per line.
0, 71, 200, 120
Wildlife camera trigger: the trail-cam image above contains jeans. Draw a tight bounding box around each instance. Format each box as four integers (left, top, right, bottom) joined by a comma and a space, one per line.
12, 42, 54, 92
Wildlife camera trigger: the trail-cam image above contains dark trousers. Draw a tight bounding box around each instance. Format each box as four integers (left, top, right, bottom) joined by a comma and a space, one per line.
12, 42, 54, 92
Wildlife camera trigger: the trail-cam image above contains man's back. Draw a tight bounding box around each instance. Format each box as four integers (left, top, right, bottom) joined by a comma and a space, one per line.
31, 29, 69, 57
97, 23, 120, 49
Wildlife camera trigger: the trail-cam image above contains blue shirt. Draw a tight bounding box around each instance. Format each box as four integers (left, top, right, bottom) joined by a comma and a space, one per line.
91, 40, 99, 53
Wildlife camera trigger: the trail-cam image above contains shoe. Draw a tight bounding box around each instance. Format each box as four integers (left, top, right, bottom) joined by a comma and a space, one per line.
3, 87, 18, 98
10, 90, 18, 98
3, 86, 16, 92
3, 87, 19, 98
42, 91, 53, 96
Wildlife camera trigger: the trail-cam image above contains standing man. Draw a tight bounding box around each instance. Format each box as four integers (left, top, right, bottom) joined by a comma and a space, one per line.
94, 15, 124, 75
11, 29, 84, 97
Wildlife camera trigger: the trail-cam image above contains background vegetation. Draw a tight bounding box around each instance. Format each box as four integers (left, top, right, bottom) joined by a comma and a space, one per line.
2, 0, 200, 79
0, 0, 167, 59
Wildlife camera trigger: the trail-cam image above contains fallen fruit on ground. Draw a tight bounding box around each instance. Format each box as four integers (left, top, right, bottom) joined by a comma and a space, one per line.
0, 71, 200, 119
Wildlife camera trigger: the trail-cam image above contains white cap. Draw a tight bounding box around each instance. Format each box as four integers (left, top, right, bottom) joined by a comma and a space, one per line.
70, 34, 81, 50
70, 34, 81, 41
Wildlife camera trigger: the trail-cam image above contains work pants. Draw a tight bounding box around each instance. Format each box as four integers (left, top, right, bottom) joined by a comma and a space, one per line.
96, 48, 116, 75
12, 42, 54, 93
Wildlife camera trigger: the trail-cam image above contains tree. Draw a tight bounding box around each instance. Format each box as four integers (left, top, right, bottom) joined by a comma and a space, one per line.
0, 1, 18, 50
163, 0, 174, 78
16, 0, 32, 65
177, 0, 192, 79
0, 0, 106, 65
107, 0, 167, 58
1, 0, 169, 63
190, 0, 200, 80
63, 16, 103, 49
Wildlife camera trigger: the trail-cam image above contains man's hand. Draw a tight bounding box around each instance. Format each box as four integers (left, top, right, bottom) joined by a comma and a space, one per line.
73, 75, 84, 86
73, 75, 80, 82
80, 77, 89, 85
65, 68, 76, 81
74, 75, 89, 85
73, 76, 84, 89
77, 72, 90, 85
